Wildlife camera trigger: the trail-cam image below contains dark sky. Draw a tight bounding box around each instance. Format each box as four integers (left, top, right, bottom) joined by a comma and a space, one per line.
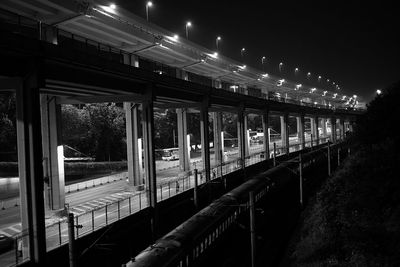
115, 1, 399, 103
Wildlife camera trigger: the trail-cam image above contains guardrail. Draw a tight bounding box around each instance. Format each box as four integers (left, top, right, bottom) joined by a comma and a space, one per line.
0, 134, 339, 267
125, 140, 350, 267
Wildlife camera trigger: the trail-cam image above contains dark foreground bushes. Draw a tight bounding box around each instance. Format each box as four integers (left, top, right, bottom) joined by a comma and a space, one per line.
287, 81, 400, 266
289, 140, 400, 266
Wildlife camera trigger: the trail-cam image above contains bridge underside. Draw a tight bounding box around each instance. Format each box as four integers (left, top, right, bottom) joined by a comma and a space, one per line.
0, 18, 358, 267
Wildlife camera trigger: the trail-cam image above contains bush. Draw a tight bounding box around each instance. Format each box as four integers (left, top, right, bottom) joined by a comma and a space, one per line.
290, 80, 400, 266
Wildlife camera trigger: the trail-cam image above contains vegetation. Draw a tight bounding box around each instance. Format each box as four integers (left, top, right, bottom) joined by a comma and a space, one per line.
288, 81, 400, 266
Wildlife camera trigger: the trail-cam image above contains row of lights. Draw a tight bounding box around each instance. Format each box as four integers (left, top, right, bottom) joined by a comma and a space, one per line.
110, 2, 351, 103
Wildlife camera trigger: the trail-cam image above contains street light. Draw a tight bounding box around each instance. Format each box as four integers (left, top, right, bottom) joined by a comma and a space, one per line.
216, 36, 221, 50
146, 1, 152, 21
307, 72, 311, 79
295, 67, 299, 75
318, 75, 322, 82
279, 62, 283, 72
185, 21, 192, 39
376, 89, 382, 95
241, 47, 246, 60
261, 56, 266, 71
109, 3, 116, 9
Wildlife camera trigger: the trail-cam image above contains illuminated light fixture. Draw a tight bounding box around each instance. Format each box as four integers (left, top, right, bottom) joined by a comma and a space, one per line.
376, 89, 382, 95
262, 73, 269, 78
257, 78, 261, 81
333, 93, 337, 98
310, 87, 316, 93
233, 70, 237, 73
295, 84, 302, 90
353, 94, 357, 98
238, 65, 246, 70
295, 67, 299, 72
216, 36, 221, 50
166, 34, 179, 42
307, 72, 311, 76
322, 91, 327, 96
327, 79, 330, 82
314, 101, 318, 105
109, 3, 116, 9
201, 59, 205, 62
277, 79, 285, 86
185, 21, 192, 39
206, 52, 219, 59
146, 1, 152, 21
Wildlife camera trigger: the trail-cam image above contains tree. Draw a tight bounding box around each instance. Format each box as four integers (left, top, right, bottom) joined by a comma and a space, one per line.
0, 93, 17, 161
61, 103, 126, 161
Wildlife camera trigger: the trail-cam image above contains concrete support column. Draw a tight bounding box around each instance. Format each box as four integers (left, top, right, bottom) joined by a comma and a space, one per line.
141, 87, 158, 238
298, 114, 305, 149
200, 98, 211, 181
40, 95, 65, 210
321, 118, 327, 138
16, 75, 46, 264
212, 112, 224, 166
296, 116, 301, 139
262, 111, 270, 159
311, 116, 319, 145
341, 119, 346, 140
237, 107, 246, 164
331, 117, 337, 143
123, 53, 139, 67
280, 114, 289, 154
124, 103, 143, 188
244, 115, 249, 156
177, 108, 190, 172
212, 79, 222, 89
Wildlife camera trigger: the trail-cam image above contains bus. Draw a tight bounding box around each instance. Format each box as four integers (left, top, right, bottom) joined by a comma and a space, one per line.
161, 148, 179, 161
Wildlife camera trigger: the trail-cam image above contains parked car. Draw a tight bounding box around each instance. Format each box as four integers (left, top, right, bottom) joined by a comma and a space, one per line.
0, 234, 14, 253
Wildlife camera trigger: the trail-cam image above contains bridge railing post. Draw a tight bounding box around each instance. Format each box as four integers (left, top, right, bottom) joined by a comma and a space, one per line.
193, 169, 198, 209
299, 153, 303, 208
327, 141, 331, 176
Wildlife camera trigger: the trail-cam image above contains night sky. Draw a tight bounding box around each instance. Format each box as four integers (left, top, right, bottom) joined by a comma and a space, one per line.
114, 1, 399, 103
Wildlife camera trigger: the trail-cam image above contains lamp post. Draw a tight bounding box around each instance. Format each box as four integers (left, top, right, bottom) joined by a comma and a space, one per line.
185, 21, 192, 39
216, 36, 221, 50
279, 62, 283, 72
241, 47, 246, 61
307, 72, 311, 79
318, 75, 322, 82
146, 1, 152, 21
261, 56, 266, 71
295, 67, 299, 76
